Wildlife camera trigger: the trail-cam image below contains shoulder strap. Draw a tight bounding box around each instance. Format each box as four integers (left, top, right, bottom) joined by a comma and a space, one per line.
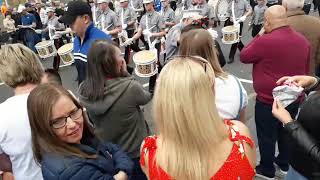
140, 136, 157, 167
225, 120, 254, 154
231, 75, 243, 120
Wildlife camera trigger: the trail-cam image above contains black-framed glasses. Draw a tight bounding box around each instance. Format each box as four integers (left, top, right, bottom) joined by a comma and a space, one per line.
168, 55, 209, 72
50, 108, 83, 129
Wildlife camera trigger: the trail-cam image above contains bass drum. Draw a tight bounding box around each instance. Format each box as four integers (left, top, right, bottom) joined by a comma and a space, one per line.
216, 0, 231, 22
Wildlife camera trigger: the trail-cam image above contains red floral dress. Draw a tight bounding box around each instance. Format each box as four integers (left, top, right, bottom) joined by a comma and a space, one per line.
140, 120, 255, 179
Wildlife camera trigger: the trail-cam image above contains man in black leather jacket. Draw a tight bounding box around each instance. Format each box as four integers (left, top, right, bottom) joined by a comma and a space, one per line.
273, 75, 320, 179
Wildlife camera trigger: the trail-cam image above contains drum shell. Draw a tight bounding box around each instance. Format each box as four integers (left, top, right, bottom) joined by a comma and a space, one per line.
57, 43, 74, 65
133, 51, 158, 78
221, 26, 239, 44
35, 41, 57, 59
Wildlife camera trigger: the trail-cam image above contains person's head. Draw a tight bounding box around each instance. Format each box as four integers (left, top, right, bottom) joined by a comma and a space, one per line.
179, 28, 226, 78
161, 0, 169, 8
0, 44, 44, 89
59, 0, 92, 37
264, 5, 288, 33
154, 57, 227, 180
46, 7, 55, 19
60, 3, 65, 9
282, 0, 304, 11
97, 0, 109, 11
28, 84, 96, 163
143, 0, 154, 11
42, 69, 62, 85
25, 3, 34, 12
191, 0, 198, 5
296, 92, 320, 142
181, 10, 203, 25
119, 0, 128, 8
79, 40, 125, 101
5, 12, 11, 19
257, 0, 266, 6
197, 0, 205, 5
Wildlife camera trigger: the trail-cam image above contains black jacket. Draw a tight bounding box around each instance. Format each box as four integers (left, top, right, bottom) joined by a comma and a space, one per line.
285, 121, 320, 179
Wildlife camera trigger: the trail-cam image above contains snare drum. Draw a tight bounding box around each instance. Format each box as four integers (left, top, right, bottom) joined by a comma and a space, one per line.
35, 40, 57, 58
133, 50, 158, 77
57, 43, 74, 65
221, 25, 239, 44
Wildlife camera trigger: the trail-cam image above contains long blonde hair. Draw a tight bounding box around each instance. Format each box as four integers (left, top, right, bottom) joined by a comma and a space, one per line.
153, 57, 228, 180
179, 29, 227, 78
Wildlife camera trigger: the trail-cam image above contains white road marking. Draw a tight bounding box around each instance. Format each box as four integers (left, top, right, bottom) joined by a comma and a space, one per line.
238, 78, 253, 84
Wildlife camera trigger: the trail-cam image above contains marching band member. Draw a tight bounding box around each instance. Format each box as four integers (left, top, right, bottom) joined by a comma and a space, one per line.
42, 7, 65, 71
117, 0, 140, 68
160, 0, 176, 31
196, 0, 215, 27
250, 0, 267, 37
130, 0, 144, 21
97, 0, 121, 43
225, 0, 252, 64
165, 10, 202, 62
59, 0, 111, 84
125, 0, 166, 93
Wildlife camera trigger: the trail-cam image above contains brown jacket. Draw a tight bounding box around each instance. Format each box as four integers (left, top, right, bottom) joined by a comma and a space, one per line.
287, 10, 320, 75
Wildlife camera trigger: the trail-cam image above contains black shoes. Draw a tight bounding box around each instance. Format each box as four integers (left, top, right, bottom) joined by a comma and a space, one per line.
227, 57, 234, 64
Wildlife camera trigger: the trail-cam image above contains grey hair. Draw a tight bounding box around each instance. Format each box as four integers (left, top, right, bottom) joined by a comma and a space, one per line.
282, 0, 304, 10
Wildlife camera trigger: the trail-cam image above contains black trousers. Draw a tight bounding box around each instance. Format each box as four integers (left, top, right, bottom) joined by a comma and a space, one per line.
146, 42, 161, 93
8, 31, 18, 43
124, 29, 141, 63
303, 4, 312, 14
224, 19, 244, 59
53, 38, 64, 71
252, 24, 263, 37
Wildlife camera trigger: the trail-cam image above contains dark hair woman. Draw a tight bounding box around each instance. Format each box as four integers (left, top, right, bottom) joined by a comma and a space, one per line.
28, 84, 133, 180
78, 40, 152, 180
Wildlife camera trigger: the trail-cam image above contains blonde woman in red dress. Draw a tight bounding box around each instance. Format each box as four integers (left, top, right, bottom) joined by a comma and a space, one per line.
140, 57, 256, 180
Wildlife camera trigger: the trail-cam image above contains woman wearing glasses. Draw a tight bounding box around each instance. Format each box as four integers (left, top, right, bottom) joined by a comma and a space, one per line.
27, 84, 133, 180
179, 28, 248, 122
78, 40, 152, 179
140, 57, 256, 179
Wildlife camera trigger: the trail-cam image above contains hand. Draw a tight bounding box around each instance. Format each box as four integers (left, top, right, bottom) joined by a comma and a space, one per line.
248, 22, 252, 26
122, 24, 127, 30
113, 171, 128, 180
123, 38, 134, 46
258, 27, 265, 36
239, 15, 246, 22
35, 29, 42, 34
276, 75, 317, 89
143, 29, 153, 37
17, 25, 22, 28
272, 99, 293, 124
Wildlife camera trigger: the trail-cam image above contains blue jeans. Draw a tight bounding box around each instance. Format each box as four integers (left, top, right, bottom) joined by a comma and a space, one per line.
255, 99, 299, 177
285, 166, 308, 180
24, 29, 40, 52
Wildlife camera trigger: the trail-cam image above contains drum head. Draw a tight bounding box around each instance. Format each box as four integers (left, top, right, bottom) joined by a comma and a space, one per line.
216, 0, 230, 21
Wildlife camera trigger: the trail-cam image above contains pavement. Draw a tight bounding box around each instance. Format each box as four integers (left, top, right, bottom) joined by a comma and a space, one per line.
0, 10, 319, 180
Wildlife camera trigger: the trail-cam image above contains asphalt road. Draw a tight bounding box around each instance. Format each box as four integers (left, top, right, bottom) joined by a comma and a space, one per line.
0, 11, 319, 180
